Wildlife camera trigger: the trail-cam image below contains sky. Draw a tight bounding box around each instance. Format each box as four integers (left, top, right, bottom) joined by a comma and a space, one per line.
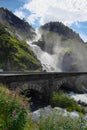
0, 0, 87, 42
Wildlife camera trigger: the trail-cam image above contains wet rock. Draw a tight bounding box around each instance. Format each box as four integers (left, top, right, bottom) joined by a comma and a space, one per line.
30, 105, 79, 124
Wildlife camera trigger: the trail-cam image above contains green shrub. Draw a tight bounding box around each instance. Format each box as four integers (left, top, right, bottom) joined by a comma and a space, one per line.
50, 91, 85, 113
76, 84, 86, 93
0, 83, 29, 130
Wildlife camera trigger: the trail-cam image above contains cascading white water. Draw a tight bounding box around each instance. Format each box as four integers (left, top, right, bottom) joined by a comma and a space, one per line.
27, 29, 63, 72
27, 28, 87, 72
27, 41, 59, 71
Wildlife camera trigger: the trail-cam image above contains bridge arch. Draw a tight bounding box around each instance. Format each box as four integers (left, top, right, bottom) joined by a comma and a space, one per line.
59, 82, 72, 91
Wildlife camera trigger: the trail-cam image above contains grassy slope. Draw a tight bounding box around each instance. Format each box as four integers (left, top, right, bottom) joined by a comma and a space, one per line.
0, 22, 41, 71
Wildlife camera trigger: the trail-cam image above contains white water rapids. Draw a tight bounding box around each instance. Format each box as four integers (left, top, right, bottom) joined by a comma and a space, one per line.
69, 92, 87, 105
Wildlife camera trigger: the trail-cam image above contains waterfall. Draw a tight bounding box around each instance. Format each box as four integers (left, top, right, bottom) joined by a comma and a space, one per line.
27, 28, 87, 72
27, 29, 62, 72
27, 41, 61, 72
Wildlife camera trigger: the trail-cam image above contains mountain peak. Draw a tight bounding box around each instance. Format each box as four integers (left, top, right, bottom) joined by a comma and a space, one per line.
41, 22, 84, 43
0, 7, 36, 40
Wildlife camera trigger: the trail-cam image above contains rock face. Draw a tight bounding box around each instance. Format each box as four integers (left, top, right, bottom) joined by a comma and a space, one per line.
30, 106, 79, 124
41, 22, 84, 43
62, 52, 80, 71
0, 7, 36, 40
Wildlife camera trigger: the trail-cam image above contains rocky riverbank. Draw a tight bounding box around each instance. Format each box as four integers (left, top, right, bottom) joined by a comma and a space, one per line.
29, 91, 87, 124
30, 105, 80, 124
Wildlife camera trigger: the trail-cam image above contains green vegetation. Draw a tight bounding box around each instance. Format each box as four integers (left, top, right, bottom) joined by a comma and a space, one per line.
75, 84, 86, 93
38, 112, 87, 130
50, 91, 85, 113
0, 83, 87, 130
0, 22, 41, 71
0, 83, 30, 130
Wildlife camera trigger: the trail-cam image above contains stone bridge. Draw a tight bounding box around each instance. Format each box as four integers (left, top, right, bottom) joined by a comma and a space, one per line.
0, 72, 87, 100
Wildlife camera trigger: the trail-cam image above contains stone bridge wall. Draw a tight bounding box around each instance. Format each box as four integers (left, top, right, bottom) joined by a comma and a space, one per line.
1, 73, 87, 99
8, 75, 86, 98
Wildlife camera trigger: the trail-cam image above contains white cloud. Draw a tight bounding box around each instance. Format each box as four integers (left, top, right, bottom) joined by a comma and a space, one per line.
20, 0, 87, 26
79, 33, 87, 42
27, 14, 38, 25
14, 9, 25, 19
14, 0, 87, 41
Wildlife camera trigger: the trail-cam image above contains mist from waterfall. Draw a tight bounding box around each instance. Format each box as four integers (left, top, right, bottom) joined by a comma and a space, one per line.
27, 29, 63, 72
27, 28, 87, 72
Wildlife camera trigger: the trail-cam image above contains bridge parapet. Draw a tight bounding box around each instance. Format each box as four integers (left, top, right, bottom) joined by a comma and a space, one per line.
0, 72, 87, 100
